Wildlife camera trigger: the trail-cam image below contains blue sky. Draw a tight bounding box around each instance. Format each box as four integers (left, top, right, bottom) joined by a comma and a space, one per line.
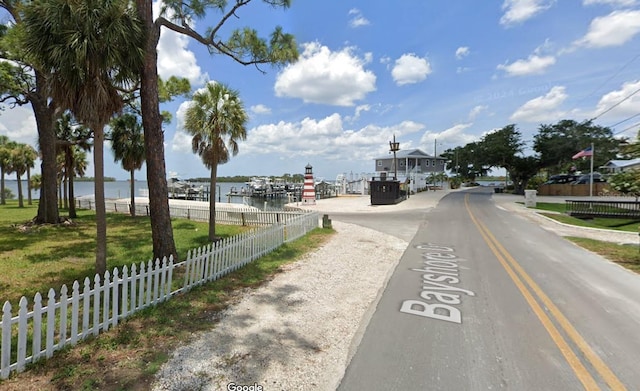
2, 0, 640, 182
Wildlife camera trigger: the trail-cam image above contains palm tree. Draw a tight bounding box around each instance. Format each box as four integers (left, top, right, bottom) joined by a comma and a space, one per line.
71, 148, 89, 181
22, 0, 145, 277
61, 146, 89, 213
56, 152, 66, 209
30, 173, 42, 193
55, 113, 92, 217
183, 82, 248, 241
22, 144, 38, 206
7, 143, 33, 207
0, 136, 15, 205
110, 113, 145, 216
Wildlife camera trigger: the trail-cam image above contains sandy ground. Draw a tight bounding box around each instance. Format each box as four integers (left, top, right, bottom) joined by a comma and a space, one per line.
152, 190, 637, 390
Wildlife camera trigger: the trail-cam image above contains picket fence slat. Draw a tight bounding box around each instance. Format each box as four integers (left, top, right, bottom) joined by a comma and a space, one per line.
1, 208, 319, 379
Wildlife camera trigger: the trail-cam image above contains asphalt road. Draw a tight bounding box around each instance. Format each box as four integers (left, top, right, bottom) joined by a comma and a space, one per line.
336, 187, 640, 390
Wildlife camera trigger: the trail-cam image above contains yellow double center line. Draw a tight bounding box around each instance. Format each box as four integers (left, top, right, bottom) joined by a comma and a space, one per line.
465, 194, 626, 391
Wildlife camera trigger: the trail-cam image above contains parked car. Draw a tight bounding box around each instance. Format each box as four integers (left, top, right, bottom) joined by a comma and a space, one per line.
544, 174, 578, 184
572, 172, 606, 184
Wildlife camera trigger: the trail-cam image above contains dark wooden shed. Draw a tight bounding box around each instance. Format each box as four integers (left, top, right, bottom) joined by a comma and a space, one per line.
370, 176, 405, 205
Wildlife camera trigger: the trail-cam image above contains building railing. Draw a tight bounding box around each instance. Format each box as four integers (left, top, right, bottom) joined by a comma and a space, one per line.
1, 211, 319, 379
565, 200, 640, 219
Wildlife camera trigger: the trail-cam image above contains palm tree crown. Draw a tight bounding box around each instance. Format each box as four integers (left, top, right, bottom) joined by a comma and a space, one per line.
183, 82, 248, 241
110, 113, 145, 216
22, 0, 145, 130
184, 82, 248, 169
110, 114, 145, 173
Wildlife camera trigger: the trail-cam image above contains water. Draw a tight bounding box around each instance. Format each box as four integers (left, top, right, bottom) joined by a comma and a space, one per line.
2, 180, 290, 208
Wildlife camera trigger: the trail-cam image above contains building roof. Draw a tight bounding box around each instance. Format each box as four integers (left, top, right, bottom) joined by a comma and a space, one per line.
374, 148, 443, 160
602, 159, 640, 168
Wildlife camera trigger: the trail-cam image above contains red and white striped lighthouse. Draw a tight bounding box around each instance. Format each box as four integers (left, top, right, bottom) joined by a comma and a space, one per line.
301, 163, 316, 205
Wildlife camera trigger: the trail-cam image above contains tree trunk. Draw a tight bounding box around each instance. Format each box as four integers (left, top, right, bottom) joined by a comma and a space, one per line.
63, 148, 71, 210
66, 146, 78, 219
94, 126, 107, 278
129, 169, 136, 217
209, 165, 218, 242
68, 171, 77, 218
136, 0, 177, 262
26, 167, 32, 206
1, 167, 5, 205
58, 179, 62, 208
32, 73, 60, 224
63, 175, 68, 210
16, 172, 23, 208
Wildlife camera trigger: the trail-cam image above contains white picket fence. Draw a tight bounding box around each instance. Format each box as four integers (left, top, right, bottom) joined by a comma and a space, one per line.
75, 198, 306, 226
0, 211, 319, 379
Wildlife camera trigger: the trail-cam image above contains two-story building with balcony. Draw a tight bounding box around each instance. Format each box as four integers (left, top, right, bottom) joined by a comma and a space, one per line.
373, 148, 447, 192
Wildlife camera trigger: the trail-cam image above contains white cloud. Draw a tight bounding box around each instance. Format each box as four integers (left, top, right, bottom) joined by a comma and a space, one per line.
419, 123, 479, 152
510, 86, 568, 122
170, 130, 194, 154
497, 55, 556, 76
500, 0, 555, 26
573, 10, 640, 48
274, 42, 376, 106
171, 101, 194, 153
348, 8, 370, 28
250, 104, 271, 115
583, 0, 637, 7
0, 106, 38, 145
455, 47, 470, 60
154, 1, 206, 86
236, 114, 424, 163
391, 54, 432, 86
592, 79, 640, 118
345, 104, 371, 123
469, 105, 489, 120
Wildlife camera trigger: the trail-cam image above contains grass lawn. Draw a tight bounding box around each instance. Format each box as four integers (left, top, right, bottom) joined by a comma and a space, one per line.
0, 200, 334, 391
0, 201, 249, 307
524, 202, 640, 273
526, 202, 640, 232
567, 237, 640, 273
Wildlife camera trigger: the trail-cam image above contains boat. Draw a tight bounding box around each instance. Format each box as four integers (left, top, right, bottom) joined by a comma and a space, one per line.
168, 177, 204, 200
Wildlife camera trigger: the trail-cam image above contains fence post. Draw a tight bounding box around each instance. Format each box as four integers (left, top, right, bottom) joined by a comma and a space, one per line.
46, 289, 56, 358
17, 297, 29, 372
1, 302, 12, 379
59, 285, 68, 349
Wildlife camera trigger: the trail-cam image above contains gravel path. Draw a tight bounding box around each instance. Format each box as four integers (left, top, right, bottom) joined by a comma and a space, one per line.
152, 220, 407, 391
152, 191, 637, 390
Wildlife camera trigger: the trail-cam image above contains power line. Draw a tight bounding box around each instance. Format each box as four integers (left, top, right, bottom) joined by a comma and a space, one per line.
608, 112, 640, 129
574, 52, 640, 107
613, 121, 640, 136
591, 86, 640, 121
